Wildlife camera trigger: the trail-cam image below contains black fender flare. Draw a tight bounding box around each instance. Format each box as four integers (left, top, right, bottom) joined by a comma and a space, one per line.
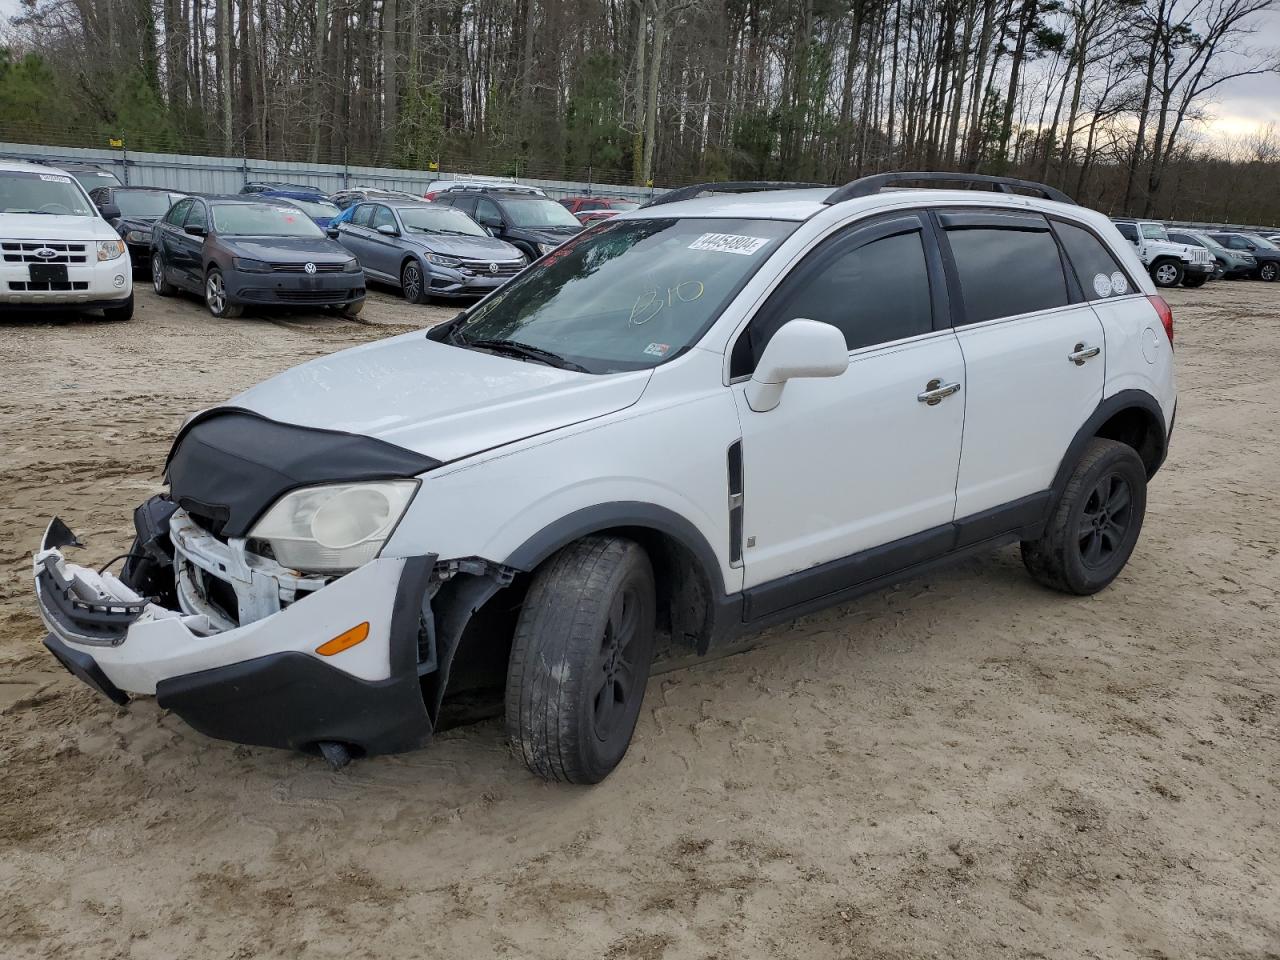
1049, 389, 1168, 509
504, 501, 728, 599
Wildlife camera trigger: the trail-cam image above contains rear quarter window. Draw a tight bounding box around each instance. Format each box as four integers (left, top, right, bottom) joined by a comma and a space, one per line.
1053, 220, 1135, 300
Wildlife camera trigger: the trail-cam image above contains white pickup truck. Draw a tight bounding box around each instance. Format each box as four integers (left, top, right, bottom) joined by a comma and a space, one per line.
1112, 219, 1216, 289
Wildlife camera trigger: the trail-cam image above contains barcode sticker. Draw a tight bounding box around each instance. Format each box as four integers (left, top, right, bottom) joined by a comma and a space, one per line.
689, 233, 769, 256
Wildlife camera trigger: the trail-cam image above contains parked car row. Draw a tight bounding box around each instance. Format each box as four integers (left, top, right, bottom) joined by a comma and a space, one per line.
1111, 217, 1280, 286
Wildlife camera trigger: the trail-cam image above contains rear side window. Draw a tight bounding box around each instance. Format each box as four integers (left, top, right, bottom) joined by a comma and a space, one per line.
946, 227, 1068, 324
1054, 220, 1134, 300
166, 198, 193, 225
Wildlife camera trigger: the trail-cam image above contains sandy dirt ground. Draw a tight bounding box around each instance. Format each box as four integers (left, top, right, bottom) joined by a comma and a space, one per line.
1, 279, 1277, 960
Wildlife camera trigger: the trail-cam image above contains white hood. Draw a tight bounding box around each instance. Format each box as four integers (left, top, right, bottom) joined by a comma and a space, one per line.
230, 330, 652, 463
0, 213, 117, 241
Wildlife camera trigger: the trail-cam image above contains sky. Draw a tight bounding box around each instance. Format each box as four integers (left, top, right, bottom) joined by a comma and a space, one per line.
1, 0, 1278, 144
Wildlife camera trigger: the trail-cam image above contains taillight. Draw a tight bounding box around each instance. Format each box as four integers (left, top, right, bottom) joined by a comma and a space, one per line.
424, 191, 437, 200
1148, 294, 1174, 348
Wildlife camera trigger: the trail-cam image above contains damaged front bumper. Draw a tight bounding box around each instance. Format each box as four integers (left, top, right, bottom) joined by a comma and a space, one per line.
33, 513, 438, 756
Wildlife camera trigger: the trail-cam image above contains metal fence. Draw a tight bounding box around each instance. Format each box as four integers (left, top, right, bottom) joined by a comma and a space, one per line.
0, 141, 667, 203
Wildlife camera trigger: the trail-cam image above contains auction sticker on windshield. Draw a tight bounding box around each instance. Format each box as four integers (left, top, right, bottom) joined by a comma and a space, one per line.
39, 174, 72, 183
689, 233, 770, 255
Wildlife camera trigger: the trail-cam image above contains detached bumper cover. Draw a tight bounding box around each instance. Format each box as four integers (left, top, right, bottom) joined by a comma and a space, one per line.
34, 517, 435, 755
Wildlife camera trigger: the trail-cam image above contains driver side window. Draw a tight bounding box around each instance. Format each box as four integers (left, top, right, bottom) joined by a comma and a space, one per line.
370, 205, 396, 232
731, 216, 935, 378
476, 198, 501, 225
166, 198, 193, 226
184, 201, 208, 231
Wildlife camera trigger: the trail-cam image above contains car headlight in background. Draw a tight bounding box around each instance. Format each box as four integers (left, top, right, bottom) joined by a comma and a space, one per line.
425, 253, 461, 268
536, 242, 557, 255
97, 239, 125, 261
342, 258, 362, 273
232, 257, 271, 272
125, 230, 152, 244
247, 480, 418, 572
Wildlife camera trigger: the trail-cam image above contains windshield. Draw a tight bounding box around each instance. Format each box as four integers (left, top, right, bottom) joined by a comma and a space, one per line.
1140, 223, 1167, 240
71, 170, 123, 190
1247, 234, 1278, 250
502, 198, 583, 228
610, 200, 640, 211
398, 206, 487, 237
0, 170, 95, 216
283, 198, 340, 219
453, 217, 796, 373
115, 190, 183, 218
212, 203, 325, 237
1191, 233, 1227, 254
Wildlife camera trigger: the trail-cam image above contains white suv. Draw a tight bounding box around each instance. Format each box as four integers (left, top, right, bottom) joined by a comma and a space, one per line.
0, 160, 134, 319
34, 173, 1175, 782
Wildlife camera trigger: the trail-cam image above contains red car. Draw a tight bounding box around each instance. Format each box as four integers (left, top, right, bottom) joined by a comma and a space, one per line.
559, 196, 641, 223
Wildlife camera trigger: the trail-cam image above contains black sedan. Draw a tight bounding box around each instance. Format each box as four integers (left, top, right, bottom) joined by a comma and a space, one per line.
89, 186, 189, 274
151, 196, 365, 318
336, 201, 526, 302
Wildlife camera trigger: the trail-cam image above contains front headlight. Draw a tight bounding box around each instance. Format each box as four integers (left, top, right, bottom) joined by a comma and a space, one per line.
425, 253, 461, 267
125, 229, 152, 244
342, 258, 362, 273
247, 480, 418, 573
97, 239, 125, 261
536, 242, 557, 255
233, 257, 271, 273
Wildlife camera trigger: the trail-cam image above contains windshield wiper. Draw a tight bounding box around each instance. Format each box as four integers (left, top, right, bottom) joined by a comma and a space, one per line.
463, 338, 589, 373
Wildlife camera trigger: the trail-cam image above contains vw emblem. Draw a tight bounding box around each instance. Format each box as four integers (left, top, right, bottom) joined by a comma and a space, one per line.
488, 262, 498, 274
33, 247, 57, 260
304, 262, 317, 274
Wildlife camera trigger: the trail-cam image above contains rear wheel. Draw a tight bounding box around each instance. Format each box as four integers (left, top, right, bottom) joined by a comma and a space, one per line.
401, 260, 430, 304
152, 253, 176, 296
205, 268, 243, 318
1021, 438, 1147, 595
1260, 262, 1278, 282
506, 536, 657, 783
1151, 260, 1183, 287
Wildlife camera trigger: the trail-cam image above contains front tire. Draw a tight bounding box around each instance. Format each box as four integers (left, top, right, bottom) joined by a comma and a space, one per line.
1260, 262, 1278, 282
401, 260, 430, 304
1182, 273, 1208, 288
1021, 438, 1147, 595
205, 268, 243, 318
101, 294, 134, 322
506, 536, 657, 784
339, 298, 365, 317
1151, 260, 1183, 287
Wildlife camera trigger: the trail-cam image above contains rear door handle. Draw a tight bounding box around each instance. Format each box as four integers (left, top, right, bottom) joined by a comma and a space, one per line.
1069, 343, 1101, 365
918, 378, 961, 405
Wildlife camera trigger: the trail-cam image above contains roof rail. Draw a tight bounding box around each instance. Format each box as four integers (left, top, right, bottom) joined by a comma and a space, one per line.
642, 180, 828, 208
825, 172, 1074, 206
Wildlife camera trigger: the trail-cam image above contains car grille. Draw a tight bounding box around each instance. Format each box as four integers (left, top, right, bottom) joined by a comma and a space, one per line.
460, 259, 524, 277
9, 280, 90, 292
275, 288, 359, 302
270, 262, 346, 273
1, 240, 89, 264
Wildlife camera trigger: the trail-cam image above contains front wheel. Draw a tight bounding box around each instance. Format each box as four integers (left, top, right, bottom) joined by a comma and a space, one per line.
101, 294, 134, 322
505, 536, 657, 783
1182, 273, 1208, 288
205, 268, 243, 318
1151, 261, 1183, 287
401, 260, 430, 304
1021, 438, 1147, 595
338, 298, 365, 317
1260, 262, 1278, 282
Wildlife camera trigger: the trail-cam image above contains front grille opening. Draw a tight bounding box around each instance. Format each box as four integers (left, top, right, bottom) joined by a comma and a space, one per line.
9, 281, 89, 292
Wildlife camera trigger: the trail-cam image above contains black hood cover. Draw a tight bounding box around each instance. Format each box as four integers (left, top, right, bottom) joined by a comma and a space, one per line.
166, 409, 439, 539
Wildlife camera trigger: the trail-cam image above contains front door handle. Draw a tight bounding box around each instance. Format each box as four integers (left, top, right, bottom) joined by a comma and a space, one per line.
1069, 343, 1101, 365
918, 378, 961, 405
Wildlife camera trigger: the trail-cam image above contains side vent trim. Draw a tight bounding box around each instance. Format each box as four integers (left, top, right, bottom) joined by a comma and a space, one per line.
727, 440, 744, 567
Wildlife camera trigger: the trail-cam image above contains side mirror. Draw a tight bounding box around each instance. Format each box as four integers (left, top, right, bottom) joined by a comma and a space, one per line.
326, 227, 340, 239
478, 216, 502, 229
184, 224, 206, 237
376, 223, 399, 236
98, 202, 121, 221
745, 319, 849, 413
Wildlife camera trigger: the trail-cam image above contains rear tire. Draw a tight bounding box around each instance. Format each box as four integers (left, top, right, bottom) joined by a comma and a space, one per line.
1021, 438, 1147, 596
1151, 260, 1183, 287
205, 268, 243, 318
151, 253, 176, 296
506, 536, 657, 784
101, 294, 134, 322
401, 260, 430, 304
